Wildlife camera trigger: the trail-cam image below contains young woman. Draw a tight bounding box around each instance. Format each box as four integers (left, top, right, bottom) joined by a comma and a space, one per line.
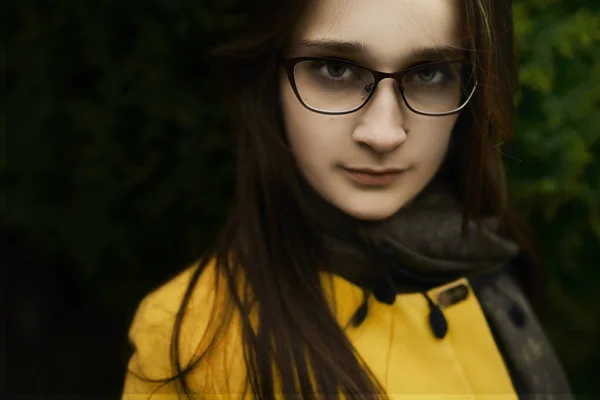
122, 0, 572, 398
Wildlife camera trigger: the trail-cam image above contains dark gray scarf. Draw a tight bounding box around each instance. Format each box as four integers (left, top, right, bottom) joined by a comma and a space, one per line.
311, 180, 573, 398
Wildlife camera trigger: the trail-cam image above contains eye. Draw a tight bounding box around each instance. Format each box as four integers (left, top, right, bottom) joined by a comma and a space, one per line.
324, 62, 349, 78
404, 62, 456, 88
301, 58, 373, 89
416, 66, 441, 82
315, 61, 357, 81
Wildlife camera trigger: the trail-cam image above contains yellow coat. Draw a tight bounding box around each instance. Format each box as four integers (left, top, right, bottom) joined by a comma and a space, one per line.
122, 259, 518, 399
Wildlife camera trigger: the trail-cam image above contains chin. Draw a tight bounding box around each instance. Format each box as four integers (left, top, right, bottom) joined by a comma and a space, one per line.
329, 189, 418, 221
338, 202, 400, 222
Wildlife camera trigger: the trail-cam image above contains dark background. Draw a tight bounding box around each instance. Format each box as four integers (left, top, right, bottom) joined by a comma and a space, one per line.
4, 0, 600, 398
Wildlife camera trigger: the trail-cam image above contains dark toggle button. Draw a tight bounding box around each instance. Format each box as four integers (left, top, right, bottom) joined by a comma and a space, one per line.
423, 291, 448, 339
436, 283, 470, 308
372, 274, 397, 305
508, 302, 527, 328
350, 298, 369, 327
429, 304, 448, 339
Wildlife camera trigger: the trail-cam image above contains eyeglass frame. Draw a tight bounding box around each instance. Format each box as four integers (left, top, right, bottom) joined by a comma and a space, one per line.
281, 56, 478, 117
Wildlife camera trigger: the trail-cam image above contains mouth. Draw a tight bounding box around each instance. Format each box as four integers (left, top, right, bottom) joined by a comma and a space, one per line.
342, 166, 409, 186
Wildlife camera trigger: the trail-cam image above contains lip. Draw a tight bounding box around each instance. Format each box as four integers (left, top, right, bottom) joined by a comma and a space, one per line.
342, 166, 409, 186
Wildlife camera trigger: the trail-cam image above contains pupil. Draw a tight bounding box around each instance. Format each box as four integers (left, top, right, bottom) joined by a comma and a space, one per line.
418, 68, 436, 81
327, 64, 346, 77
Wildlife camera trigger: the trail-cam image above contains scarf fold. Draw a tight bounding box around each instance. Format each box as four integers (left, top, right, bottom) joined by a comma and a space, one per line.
309, 179, 573, 398
315, 179, 519, 290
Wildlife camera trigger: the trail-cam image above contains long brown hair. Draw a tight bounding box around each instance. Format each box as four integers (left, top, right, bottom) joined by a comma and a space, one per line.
150, 0, 541, 398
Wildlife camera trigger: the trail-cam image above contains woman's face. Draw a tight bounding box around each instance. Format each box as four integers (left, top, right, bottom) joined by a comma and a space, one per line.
280, 0, 463, 220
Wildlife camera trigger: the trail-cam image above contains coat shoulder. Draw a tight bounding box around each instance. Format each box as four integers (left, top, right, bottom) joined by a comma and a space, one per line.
122, 259, 247, 398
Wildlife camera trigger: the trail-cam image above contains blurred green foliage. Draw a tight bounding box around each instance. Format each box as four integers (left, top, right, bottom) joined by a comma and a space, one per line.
509, 0, 600, 393
5, 0, 599, 395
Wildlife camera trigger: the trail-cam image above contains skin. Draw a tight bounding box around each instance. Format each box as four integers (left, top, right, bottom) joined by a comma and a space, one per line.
280, 0, 464, 220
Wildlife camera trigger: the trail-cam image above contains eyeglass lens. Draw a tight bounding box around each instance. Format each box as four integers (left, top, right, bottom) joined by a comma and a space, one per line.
293, 59, 474, 114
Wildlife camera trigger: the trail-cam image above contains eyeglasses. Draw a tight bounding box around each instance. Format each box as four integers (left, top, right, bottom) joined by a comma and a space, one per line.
281, 56, 477, 116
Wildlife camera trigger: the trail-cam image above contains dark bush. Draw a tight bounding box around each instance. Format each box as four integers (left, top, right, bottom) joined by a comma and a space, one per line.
4, 0, 599, 396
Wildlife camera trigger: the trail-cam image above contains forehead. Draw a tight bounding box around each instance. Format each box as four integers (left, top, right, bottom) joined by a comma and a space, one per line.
289, 0, 463, 67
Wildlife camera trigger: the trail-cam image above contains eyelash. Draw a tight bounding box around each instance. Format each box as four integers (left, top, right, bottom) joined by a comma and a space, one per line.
313, 59, 453, 83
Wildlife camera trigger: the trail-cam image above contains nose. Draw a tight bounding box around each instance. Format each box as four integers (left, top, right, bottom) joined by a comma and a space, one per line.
351, 79, 408, 154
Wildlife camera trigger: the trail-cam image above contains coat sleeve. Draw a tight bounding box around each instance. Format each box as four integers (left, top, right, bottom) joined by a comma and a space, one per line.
121, 265, 195, 399
471, 270, 573, 398
121, 289, 179, 399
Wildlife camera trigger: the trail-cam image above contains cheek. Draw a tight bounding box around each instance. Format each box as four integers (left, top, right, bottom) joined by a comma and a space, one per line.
411, 116, 457, 164
280, 82, 345, 174
281, 87, 319, 164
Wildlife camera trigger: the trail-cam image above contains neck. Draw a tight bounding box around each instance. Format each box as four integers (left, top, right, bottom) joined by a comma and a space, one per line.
305, 178, 519, 293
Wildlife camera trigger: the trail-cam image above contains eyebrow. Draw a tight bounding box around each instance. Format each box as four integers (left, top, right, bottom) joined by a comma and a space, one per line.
299, 39, 373, 54
298, 39, 470, 61
411, 44, 471, 60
